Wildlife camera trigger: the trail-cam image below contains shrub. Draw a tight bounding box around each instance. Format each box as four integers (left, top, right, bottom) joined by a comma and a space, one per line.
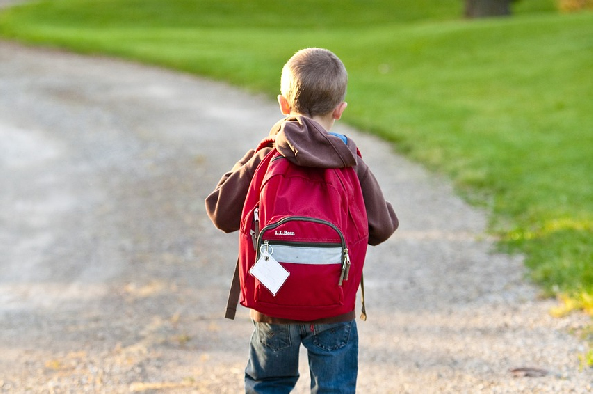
558, 0, 593, 12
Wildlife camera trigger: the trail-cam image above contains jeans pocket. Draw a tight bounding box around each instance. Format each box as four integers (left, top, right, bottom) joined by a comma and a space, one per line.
256, 323, 292, 352
312, 321, 353, 352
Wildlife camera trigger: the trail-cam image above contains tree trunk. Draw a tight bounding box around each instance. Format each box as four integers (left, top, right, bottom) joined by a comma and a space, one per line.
465, 0, 511, 18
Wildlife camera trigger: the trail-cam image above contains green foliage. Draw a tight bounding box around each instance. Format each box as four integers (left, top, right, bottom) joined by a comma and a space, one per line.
1, 0, 591, 301
1, 0, 463, 29
514, 0, 558, 13
581, 349, 593, 369
505, 223, 593, 295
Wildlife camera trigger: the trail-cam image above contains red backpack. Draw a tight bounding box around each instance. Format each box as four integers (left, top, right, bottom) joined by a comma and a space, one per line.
226, 137, 369, 321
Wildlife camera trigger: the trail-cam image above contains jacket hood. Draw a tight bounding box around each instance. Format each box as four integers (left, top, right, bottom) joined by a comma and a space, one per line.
269, 116, 357, 168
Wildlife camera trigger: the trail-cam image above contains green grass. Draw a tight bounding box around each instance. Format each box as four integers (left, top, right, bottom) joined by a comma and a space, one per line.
1, 0, 591, 301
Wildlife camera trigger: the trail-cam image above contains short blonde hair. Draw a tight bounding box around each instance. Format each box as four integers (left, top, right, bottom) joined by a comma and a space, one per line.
280, 48, 348, 117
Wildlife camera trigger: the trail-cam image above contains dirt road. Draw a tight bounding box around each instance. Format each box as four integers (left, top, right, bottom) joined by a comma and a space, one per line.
0, 41, 590, 393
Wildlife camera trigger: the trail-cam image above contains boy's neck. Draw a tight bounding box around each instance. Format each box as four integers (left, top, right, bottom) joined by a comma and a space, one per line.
293, 112, 335, 131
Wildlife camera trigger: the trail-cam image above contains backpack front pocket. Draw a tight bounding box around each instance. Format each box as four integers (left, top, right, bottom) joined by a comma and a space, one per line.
252, 215, 349, 310
254, 242, 345, 308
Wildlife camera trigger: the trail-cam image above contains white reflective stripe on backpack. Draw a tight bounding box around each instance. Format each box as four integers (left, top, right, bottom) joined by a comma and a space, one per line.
269, 244, 342, 265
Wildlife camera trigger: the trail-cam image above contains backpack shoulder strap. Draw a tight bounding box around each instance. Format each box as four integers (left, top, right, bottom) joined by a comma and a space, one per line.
225, 257, 241, 319
256, 136, 275, 152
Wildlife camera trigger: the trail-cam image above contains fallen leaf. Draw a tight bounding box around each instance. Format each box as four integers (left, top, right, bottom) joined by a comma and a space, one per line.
509, 367, 549, 377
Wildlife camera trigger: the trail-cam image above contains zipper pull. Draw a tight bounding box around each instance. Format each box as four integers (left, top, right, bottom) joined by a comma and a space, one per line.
261, 240, 273, 260
343, 249, 351, 281
251, 208, 260, 250
338, 249, 351, 286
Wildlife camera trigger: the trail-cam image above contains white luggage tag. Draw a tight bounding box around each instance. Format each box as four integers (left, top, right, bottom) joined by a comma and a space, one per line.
249, 242, 289, 296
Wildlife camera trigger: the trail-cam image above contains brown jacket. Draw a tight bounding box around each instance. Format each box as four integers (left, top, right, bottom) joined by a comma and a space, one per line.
205, 116, 399, 322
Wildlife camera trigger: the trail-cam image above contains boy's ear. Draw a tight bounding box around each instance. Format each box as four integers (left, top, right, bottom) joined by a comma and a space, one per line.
278, 95, 291, 115
332, 102, 348, 120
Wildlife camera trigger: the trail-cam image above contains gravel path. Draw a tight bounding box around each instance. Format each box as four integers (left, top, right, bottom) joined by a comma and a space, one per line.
0, 40, 591, 393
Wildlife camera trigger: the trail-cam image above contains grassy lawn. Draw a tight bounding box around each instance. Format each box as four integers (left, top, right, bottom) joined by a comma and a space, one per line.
1, 0, 591, 311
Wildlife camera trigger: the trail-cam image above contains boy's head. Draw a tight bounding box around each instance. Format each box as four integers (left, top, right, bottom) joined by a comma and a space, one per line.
279, 48, 348, 118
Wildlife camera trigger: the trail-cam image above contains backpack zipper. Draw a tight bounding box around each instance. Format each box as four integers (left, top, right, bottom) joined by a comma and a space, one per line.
257, 216, 351, 286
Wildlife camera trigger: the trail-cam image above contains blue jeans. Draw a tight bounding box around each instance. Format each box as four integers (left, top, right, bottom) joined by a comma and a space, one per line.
245, 320, 358, 393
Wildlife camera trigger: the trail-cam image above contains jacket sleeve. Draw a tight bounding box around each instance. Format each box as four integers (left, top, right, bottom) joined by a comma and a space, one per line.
205, 148, 269, 233
356, 158, 399, 246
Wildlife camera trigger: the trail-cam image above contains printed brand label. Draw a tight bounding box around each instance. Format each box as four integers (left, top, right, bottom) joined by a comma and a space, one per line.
275, 230, 295, 236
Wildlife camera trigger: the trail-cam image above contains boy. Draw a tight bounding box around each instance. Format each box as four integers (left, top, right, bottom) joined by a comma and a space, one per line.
206, 48, 398, 393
